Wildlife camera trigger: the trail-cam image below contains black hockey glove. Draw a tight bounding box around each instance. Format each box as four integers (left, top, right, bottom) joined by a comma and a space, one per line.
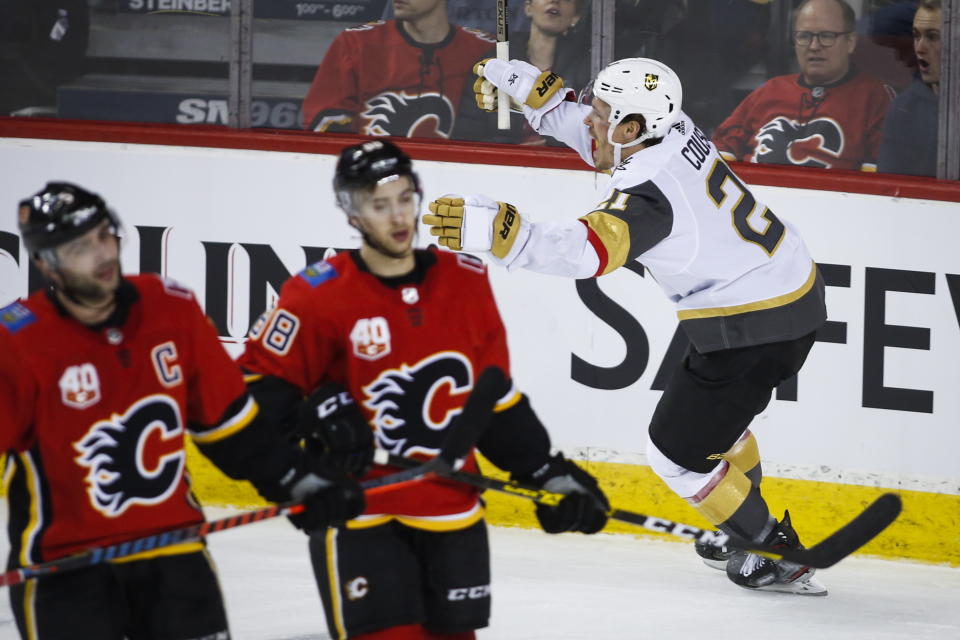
513, 453, 610, 534
297, 382, 374, 476
281, 468, 367, 533
251, 449, 366, 532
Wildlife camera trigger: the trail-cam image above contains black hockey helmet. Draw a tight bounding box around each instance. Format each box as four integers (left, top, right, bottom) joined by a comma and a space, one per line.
333, 140, 421, 212
18, 182, 120, 256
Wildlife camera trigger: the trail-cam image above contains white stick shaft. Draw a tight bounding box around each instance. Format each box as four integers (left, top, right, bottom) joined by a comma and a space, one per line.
496, 41, 510, 130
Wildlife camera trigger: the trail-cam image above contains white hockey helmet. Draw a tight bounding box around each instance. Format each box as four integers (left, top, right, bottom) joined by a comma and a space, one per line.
591, 57, 683, 148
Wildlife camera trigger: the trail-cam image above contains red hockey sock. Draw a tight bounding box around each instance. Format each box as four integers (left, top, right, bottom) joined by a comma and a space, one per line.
351, 624, 476, 639
352, 624, 424, 640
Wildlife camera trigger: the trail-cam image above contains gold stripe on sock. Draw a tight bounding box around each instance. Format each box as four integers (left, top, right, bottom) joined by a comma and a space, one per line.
689, 463, 752, 525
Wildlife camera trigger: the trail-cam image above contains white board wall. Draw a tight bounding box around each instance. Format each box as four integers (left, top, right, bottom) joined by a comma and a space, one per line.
1, 137, 957, 493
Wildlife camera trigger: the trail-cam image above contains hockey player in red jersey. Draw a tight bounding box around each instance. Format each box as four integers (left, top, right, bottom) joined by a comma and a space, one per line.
301, 0, 495, 137
426, 55, 830, 595
712, 0, 893, 171
239, 140, 609, 639
0, 183, 365, 639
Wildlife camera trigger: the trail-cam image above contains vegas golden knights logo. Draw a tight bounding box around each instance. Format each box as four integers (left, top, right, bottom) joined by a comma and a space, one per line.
644, 73, 659, 91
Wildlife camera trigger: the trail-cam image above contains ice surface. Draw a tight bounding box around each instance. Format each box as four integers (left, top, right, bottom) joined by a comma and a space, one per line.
2, 507, 957, 639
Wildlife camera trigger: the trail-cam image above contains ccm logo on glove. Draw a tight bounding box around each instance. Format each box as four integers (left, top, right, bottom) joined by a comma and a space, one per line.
317, 391, 354, 420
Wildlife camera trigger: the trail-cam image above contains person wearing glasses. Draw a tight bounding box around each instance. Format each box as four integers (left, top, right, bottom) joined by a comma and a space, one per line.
713, 0, 893, 171
878, 0, 941, 177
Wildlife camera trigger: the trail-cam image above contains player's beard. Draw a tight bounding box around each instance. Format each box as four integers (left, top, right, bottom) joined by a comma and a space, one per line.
58, 260, 121, 308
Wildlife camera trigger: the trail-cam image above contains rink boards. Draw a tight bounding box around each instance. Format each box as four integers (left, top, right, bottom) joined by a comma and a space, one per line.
0, 135, 957, 566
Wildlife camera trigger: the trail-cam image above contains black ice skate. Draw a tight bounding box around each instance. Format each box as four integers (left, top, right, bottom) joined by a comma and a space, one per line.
694, 538, 734, 571
725, 511, 827, 596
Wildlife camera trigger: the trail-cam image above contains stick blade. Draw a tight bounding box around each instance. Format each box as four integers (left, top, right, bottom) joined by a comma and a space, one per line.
786, 493, 903, 568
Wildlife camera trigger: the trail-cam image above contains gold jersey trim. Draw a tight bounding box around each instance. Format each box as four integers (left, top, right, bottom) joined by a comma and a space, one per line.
494, 389, 523, 413
677, 262, 817, 320
579, 211, 631, 276
345, 502, 485, 532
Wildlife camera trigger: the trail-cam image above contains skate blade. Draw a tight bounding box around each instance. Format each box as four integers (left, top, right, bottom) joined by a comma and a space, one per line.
751, 575, 828, 596
701, 558, 728, 572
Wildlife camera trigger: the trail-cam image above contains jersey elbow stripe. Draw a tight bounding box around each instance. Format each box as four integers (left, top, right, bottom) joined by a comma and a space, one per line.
190, 396, 259, 445
242, 373, 263, 384
494, 388, 522, 413
579, 212, 628, 276
578, 219, 609, 277
677, 262, 818, 320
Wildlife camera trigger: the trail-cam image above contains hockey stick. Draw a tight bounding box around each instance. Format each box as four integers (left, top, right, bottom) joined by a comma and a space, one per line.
495, 0, 510, 129
0, 366, 506, 589
377, 453, 902, 570
0, 474, 420, 588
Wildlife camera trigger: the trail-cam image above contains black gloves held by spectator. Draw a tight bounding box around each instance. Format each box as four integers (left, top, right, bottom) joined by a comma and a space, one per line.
513, 453, 610, 534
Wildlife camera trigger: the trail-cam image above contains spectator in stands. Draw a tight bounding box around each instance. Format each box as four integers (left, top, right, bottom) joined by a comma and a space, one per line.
301, 0, 496, 138
625, 0, 770, 134
713, 0, 893, 172
453, 0, 591, 144
878, 0, 940, 177
854, 0, 917, 93
383, 0, 532, 37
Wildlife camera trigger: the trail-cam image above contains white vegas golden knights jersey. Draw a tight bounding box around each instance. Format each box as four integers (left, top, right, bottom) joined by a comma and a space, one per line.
512, 102, 826, 352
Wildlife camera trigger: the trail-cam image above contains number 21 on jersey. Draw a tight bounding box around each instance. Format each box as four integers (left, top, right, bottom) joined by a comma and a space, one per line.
706, 159, 786, 256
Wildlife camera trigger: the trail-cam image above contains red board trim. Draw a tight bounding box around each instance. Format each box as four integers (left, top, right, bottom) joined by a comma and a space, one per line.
3, 117, 959, 203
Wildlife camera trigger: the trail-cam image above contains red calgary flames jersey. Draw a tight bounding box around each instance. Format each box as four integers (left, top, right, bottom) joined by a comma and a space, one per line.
0, 275, 253, 562
239, 249, 513, 531
712, 72, 893, 171
302, 20, 495, 138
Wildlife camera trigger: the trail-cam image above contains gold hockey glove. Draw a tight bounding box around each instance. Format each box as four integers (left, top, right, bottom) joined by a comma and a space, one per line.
473, 59, 522, 113
423, 195, 530, 264
475, 58, 567, 112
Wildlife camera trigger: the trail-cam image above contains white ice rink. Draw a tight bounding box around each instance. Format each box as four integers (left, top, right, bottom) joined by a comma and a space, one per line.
2, 508, 958, 640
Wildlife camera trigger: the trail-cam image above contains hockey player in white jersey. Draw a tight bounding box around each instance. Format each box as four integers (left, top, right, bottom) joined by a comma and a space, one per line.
423, 57, 829, 595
